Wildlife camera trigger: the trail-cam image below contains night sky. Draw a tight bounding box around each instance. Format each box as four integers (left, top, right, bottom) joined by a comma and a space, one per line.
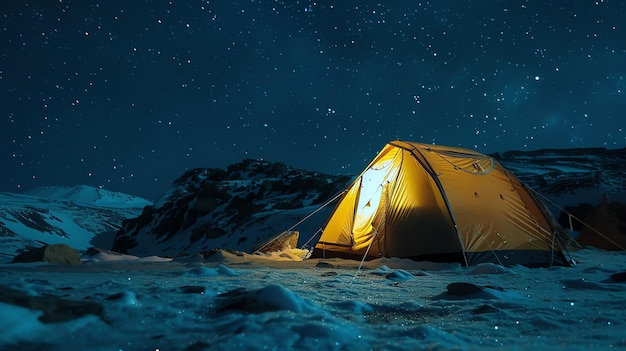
2, 1, 625, 200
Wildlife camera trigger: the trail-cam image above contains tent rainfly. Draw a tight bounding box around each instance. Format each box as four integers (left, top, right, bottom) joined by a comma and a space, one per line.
311, 141, 574, 267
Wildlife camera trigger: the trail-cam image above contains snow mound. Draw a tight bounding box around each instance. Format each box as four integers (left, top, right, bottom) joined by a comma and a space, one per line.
433, 282, 528, 301
217, 284, 320, 314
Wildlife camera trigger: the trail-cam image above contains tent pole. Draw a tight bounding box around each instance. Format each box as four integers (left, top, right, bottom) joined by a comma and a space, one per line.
400, 144, 469, 267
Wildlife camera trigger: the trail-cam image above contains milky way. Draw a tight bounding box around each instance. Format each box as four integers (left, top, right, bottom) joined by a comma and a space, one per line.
2, 1, 625, 200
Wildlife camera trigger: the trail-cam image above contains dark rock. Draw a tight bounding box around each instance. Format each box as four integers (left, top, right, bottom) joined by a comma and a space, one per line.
12, 244, 81, 265
472, 304, 500, 315
610, 271, 626, 283
186, 341, 213, 351
104, 292, 127, 301
216, 285, 309, 314
446, 282, 484, 296
576, 194, 626, 250
316, 261, 335, 268
0, 285, 104, 323
558, 203, 595, 231
178, 285, 206, 294
433, 282, 507, 301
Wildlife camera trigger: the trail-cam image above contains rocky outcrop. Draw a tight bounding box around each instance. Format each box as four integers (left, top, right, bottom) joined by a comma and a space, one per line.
112, 159, 351, 257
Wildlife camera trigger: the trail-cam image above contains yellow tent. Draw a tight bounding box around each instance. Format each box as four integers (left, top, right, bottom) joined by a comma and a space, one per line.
311, 141, 574, 267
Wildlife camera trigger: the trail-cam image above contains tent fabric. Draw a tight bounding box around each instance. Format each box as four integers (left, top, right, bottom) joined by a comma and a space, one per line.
311, 141, 574, 267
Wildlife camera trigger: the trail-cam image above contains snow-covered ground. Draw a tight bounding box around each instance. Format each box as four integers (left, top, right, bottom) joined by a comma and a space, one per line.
1, 248, 625, 350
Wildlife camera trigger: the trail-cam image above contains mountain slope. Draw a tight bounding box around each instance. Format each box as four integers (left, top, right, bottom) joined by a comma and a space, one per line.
25, 185, 153, 209
0, 186, 151, 262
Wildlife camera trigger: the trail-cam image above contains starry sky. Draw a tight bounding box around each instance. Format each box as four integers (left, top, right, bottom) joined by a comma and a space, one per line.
2, 1, 625, 200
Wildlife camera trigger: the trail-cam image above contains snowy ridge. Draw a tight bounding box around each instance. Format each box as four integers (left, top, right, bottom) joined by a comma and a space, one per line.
0, 186, 152, 262
25, 185, 153, 209
495, 146, 626, 205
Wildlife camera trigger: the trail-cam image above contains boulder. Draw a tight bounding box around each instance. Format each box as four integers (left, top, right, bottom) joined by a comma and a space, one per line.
12, 244, 81, 264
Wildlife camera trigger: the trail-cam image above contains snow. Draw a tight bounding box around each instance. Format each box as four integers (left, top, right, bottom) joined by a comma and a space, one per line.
1, 248, 625, 350
25, 185, 153, 209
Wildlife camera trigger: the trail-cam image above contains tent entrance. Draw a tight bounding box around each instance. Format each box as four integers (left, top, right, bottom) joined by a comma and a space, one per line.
351, 155, 398, 250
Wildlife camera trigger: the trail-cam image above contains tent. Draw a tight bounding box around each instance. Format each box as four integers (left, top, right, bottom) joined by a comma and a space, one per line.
311, 141, 574, 267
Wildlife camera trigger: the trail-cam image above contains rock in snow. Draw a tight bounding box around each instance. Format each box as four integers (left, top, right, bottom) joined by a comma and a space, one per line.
12, 244, 81, 265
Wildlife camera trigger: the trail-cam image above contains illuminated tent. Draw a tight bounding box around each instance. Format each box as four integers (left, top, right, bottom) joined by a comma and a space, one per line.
311, 141, 574, 267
